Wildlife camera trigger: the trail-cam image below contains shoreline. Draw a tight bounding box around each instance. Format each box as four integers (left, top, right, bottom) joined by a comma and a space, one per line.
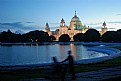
1, 42, 121, 46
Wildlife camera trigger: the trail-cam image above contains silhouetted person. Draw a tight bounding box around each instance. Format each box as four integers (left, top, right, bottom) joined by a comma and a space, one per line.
52, 56, 58, 63
52, 57, 62, 79
60, 50, 76, 81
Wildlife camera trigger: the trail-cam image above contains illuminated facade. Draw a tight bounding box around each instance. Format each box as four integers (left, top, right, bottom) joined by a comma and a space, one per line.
45, 11, 107, 41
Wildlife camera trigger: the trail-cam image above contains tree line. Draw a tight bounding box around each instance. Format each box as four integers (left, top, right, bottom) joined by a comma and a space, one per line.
0, 29, 121, 42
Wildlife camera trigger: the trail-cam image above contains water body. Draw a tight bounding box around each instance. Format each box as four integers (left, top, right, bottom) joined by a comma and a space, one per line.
0, 44, 108, 66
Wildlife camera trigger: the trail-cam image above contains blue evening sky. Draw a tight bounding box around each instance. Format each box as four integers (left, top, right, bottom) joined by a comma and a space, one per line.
0, 0, 121, 33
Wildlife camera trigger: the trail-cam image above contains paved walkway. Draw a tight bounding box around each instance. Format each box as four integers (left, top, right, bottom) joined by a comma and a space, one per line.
74, 66, 121, 81
19, 66, 121, 81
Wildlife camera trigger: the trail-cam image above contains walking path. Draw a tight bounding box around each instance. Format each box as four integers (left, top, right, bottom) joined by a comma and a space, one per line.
20, 66, 121, 81
74, 66, 121, 81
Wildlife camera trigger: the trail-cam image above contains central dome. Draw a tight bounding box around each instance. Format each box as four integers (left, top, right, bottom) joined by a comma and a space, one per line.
71, 11, 80, 22
71, 15, 80, 22
70, 11, 86, 30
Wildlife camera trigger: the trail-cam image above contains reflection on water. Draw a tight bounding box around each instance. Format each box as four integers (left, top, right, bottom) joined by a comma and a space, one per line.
0, 44, 108, 66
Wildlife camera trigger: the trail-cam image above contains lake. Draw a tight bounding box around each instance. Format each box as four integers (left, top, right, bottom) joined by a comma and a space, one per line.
0, 44, 108, 66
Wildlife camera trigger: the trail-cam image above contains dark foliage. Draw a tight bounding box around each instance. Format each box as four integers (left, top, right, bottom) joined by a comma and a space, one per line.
73, 33, 84, 41
22, 30, 49, 42
0, 29, 22, 42
117, 29, 121, 42
49, 35, 56, 41
83, 29, 100, 42
101, 31, 118, 42
0, 30, 49, 42
1, 29, 121, 42
59, 34, 70, 42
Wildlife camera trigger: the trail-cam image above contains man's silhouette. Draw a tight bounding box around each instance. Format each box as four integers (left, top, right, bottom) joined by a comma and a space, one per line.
60, 50, 76, 81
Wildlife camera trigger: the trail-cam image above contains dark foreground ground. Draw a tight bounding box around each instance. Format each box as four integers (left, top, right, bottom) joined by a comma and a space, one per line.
1, 65, 121, 81
1, 44, 121, 81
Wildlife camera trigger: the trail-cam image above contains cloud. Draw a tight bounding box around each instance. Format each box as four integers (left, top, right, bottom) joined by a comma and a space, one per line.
0, 22, 40, 33
93, 26, 101, 29
87, 22, 102, 26
86, 21, 121, 31
50, 23, 59, 25
0, 22, 32, 29
25, 22, 34, 23
87, 21, 121, 26
107, 21, 121, 24
0, 22, 23, 27
108, 28, 115, 29
15, 30, 24, 34
117, 14, 121, 15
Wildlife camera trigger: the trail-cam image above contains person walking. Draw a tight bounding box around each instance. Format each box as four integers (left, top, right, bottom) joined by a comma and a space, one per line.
52, 56, 62, 76
60, 50, 76, 81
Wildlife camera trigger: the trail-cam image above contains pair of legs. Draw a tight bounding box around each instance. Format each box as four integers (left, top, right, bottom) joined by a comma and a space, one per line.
61, 65, 76, 81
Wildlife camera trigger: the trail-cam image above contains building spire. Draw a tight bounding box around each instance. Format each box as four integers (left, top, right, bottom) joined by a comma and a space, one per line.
45, 22, 50, 32
75, 10, 77, 17
60, 18, 65, 27
46, 22, 49, 27
102, 21, 106, 28
61, 18, 65, 22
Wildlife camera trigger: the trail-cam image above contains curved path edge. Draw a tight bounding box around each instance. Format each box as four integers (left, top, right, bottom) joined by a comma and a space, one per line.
76, 46, 121, 64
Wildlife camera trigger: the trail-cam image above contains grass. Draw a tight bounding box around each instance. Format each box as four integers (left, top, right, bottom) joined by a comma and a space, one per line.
1, 46, 121, 80
0, 68, 47, 80
75, 56, 121, 73
110, 46, 121, 50
75, 46, 121, 73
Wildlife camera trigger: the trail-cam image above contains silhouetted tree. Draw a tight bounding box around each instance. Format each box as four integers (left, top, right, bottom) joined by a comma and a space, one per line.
59, 34, 70, 42
22, 30, 49, 42
0, 29, 19, 42
49, 35, 56, 41
101, 31, 118, 42
83, 29, 100, 42
0, 30, 50, 42
117, 29, 121, 42
73, 33, 84, 41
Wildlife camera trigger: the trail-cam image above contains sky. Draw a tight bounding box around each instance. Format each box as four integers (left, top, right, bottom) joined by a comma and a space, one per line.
0, 0, 121, 33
